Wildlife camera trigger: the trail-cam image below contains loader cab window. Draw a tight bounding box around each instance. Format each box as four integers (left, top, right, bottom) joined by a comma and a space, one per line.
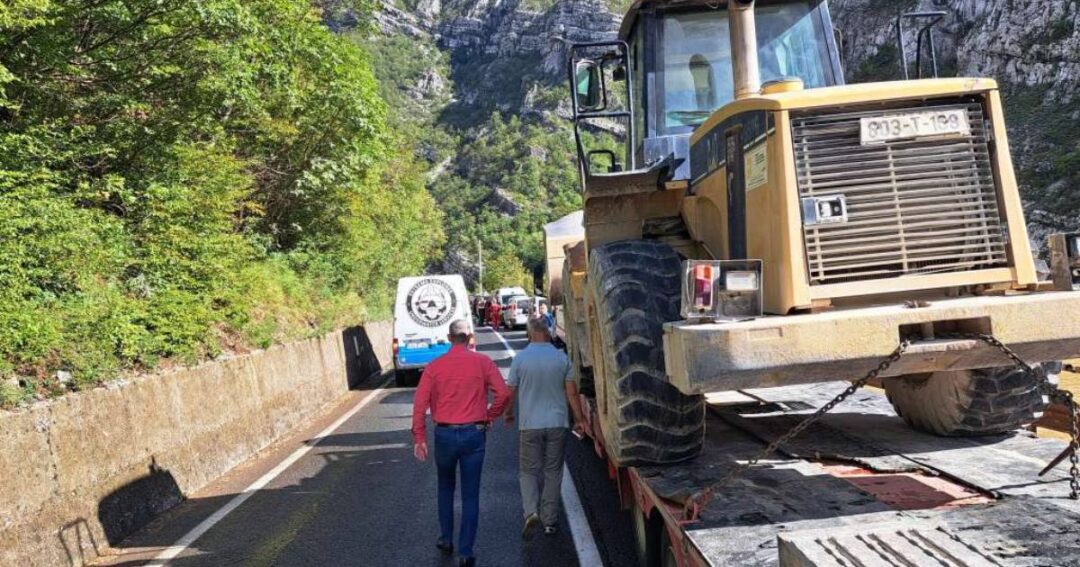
660, 12, 733, 133
757, 3, 830, 88
657, 2, 836, 135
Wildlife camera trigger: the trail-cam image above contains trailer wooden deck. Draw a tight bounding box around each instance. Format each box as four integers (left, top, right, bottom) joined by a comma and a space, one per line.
635, 383, 1080, 566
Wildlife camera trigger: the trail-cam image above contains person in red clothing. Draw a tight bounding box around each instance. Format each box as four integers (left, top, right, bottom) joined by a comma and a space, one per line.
412, 320, 511, 567
485, 296, 502, 329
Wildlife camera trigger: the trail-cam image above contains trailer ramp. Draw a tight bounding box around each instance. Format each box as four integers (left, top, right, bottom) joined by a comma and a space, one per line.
637, 383, 1080, 566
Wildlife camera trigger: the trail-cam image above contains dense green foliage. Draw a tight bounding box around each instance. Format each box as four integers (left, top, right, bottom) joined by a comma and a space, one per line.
353, 10, 588, 293
430, 113, 583, 271
1000, 84, 1080, 221
0, 0, 442, 405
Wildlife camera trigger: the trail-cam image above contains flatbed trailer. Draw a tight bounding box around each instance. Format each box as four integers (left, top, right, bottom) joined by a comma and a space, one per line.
575, 380, 1080, 566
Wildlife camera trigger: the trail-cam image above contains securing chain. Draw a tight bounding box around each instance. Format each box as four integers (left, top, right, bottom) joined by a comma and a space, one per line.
683, 332, 1080, 521
683, 339, 911, 520
937, 333, 1079, 500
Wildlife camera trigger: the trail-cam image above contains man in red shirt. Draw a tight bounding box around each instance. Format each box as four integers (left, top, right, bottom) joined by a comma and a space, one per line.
412, 320, 511, 567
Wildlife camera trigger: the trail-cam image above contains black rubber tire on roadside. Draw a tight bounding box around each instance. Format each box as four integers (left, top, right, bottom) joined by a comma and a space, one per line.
587, 240, 705, 466
883, 364, 1057, 436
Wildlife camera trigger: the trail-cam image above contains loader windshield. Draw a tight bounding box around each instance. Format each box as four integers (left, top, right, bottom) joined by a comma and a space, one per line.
659, 2, 833, 134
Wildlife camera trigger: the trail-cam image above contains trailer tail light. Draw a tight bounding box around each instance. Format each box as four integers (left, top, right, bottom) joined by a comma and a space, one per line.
681, 260, 764, 322
392, 338, 399, 357
692, 264, 715, 311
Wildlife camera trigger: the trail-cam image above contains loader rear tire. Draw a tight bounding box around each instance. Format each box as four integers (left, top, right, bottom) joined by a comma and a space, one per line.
883, 364, 1057, 436
587, 240, 704, 466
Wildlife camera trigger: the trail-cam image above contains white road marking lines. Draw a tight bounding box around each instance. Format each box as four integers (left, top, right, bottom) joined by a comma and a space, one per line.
490, 327, 517, 357
490, 328, 604, 567
146, 376, 394, 565
561, 463, 603, 566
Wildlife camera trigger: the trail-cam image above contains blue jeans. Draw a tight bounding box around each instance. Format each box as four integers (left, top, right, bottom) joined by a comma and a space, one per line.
434, 425, 486, 559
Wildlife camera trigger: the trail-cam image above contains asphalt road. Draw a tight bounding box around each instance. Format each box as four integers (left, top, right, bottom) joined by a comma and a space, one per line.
98, 327, 638, 567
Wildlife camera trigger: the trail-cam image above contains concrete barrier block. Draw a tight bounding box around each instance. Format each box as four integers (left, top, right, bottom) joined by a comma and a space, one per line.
0, 324, 373, 566
0, 406, 54, 526
778, 521, 999, 566
119, 373, 183, 463
51, 387, 140, 494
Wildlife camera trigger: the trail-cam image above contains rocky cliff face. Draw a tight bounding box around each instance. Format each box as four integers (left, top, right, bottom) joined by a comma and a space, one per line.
370, 0, 618, 119
832, 0, 1080, 237
358, 0, 1079, 273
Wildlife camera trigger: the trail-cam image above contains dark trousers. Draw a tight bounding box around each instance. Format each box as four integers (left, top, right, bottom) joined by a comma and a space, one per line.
518, 427, 567, 526
434, 425, 487, 559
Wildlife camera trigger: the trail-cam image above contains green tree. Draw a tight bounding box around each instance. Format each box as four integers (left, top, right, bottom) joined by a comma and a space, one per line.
483, 253, 534, 293
0, 0, 440, 405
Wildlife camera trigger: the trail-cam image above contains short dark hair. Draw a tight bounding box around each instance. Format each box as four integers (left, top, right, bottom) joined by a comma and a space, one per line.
527, 316, 550, 338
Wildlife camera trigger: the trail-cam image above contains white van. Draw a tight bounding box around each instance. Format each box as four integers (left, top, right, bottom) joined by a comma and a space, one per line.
494, 286, 528, 307
392, 275, 472, 387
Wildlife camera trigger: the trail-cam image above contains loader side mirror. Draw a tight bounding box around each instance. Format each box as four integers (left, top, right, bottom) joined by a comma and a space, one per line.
575, 60, 603, 111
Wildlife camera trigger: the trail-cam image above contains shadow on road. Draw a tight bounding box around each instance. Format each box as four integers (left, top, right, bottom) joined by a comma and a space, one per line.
341, 326, 385, 390
100, 390, 580, 566
97, 458, 184, 547
100, 427, 463, 567
99, 329, 591, 567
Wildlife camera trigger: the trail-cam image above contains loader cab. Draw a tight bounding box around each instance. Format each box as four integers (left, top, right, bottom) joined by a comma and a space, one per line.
571, 0, 843, 180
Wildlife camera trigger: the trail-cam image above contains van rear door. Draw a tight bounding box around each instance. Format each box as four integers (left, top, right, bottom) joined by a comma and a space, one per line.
393, 275, 471, 370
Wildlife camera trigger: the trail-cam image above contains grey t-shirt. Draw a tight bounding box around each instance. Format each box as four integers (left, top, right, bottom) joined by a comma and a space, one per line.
507, 342, 573, 430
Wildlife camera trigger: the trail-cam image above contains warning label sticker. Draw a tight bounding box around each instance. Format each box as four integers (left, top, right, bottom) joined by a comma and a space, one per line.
745, 142, 768, 191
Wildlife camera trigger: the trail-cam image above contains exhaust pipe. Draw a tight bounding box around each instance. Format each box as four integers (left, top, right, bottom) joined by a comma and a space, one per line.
729, 0, 761, 99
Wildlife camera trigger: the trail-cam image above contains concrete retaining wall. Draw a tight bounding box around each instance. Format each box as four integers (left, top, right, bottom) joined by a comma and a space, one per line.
0, 321, 392, 567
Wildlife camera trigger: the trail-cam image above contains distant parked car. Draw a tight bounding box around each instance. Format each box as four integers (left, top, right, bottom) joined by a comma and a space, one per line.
500, 295, 532, 330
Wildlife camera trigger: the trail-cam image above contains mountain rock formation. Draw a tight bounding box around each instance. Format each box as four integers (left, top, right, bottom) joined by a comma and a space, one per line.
351, 0, 1079, 280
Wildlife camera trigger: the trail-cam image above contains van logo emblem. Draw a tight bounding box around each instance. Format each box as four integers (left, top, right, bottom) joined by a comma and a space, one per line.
407, 278, 457, 327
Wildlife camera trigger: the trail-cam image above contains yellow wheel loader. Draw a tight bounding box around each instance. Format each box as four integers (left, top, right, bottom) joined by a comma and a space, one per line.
550, 0, 1080, 468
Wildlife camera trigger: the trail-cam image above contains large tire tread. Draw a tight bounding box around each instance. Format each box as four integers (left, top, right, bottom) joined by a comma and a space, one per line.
588, 240, 705, 466
884, 365, 1055, 436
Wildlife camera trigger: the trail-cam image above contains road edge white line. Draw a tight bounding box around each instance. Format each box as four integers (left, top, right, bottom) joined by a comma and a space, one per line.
561, 463, 604, 566
147, 375, 394, 565
490, 326, 516, 357
490, 328, 603, 567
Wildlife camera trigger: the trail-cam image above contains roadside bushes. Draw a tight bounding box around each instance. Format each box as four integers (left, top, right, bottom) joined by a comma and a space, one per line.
0, 0, 442, 404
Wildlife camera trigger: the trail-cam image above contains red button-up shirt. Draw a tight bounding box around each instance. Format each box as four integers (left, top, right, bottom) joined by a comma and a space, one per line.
411, 344, 511, 444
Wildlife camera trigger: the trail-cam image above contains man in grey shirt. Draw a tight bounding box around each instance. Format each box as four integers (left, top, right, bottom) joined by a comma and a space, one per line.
505, 316, 586, 538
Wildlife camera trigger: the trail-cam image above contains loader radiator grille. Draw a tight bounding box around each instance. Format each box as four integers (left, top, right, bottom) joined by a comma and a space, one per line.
792, 101, 1009, 285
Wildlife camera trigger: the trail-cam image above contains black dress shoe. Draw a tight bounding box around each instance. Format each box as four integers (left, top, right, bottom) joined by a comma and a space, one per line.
436, 539, 453, 556
458, 557, 476, 567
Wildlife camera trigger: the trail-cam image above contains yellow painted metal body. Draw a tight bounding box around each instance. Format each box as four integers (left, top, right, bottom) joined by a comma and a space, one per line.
583, 78, 1037, 315
547, 75, 1079, 395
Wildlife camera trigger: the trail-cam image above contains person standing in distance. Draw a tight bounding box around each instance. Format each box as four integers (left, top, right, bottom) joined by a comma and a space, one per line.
412, 320, 512, 567
505, 316, 586, 538
538, 302, 555, 335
